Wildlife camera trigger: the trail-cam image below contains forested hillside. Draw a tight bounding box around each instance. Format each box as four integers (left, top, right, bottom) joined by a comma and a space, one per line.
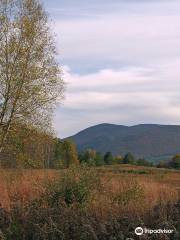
67, 123, 180, 158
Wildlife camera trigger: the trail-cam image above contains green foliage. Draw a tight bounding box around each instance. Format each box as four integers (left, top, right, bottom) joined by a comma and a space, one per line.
3, 125, 54, 168
170, 154, 180, 169
16, 153, 44, 169
61, 140, 79, 168
0, 198, 179, 240
51, 138, 64, 168
136, 158, 153, 167
81, 149, 97, 166
94, 152, 104, 166
45, 166, 100, 207
123, 152, 135, 164
157, 156, 180, 170
104, 152, 113, 165
79, 149, 155, 168
79, 149, 104, 166
51, 139, 79, 169
0, 0, 65, 155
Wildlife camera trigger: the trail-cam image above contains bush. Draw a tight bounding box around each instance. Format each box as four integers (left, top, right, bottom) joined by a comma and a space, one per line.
0, 199, 179, 239
44, 166, 100, 207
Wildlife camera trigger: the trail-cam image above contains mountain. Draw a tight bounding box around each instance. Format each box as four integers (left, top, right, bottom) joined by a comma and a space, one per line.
66, 123, 180, 160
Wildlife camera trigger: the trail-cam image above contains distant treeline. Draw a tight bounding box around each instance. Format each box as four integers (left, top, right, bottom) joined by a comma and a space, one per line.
1, 127, 180, 170
78, 149, 180, 170
156, 155, 180, 170
53, 139, 180, 170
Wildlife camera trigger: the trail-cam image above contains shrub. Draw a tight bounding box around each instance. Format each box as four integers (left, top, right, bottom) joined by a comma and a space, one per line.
44, 166, 100, 207
0, 199, 179, 240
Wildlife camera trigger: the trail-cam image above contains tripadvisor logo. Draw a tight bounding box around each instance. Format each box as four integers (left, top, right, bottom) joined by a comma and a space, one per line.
135, 227, 144, 236
135, 227, 174, 236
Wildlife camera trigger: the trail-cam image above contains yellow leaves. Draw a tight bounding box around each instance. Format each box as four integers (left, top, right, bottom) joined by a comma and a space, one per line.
0, 0, 64, 156
21, 16, 34, 39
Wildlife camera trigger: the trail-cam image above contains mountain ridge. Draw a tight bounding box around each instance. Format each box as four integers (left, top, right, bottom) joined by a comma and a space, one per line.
66, 123, 180, 160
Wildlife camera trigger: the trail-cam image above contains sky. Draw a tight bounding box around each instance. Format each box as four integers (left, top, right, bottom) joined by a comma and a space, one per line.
43, 0, 180, 138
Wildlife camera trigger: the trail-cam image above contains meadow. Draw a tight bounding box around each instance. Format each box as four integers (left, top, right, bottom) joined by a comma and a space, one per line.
0, 165, 179, 239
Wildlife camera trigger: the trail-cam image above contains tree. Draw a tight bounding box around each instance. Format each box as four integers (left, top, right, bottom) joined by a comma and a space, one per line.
61, 140, 79, 168
104, 152, 113, 165
1, 124, 55, 168
79, 149, 97, 166
113, 155, 123, 164
0, 0, 64, 159
95, 152, 104, 166
123, 152, 135, 164
170, 154, 180, 169
79, 149, 104, 166
136, 158, 153, 167
157, 160, 168, 169
51, 138, 63, 168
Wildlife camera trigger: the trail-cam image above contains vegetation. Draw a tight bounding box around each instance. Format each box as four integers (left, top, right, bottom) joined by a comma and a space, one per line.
170, 154, 180, 169
0, 0, 179, 171
0, 165, 179, 239
157, 155, 180, 170
123, 152, 135, 164
79, 149, 104, 166
52, 139, 79, 168
60, 140, 79, 168
0, 0, 64, 164
44, 166, 100, 207
136, 158, 153, 167
78, 149, 180, 170
0, 1, 179, 239
1, 125, 55, 168
104, 151, 113, 165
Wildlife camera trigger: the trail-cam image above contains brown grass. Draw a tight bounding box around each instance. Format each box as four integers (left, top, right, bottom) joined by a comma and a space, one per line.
0, 169, 57, 210
0, 165, 179, 216
88, 165, 179, 219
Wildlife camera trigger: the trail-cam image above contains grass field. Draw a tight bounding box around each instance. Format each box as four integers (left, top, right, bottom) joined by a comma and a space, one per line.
0, 165, 179, 210
0, 165, 179, 239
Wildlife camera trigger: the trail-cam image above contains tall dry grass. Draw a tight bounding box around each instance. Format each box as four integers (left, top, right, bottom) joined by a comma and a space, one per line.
0, 165, 179, 215
0, 165, 179, 239
86, 166, 179, 220
0, 169, 57, 209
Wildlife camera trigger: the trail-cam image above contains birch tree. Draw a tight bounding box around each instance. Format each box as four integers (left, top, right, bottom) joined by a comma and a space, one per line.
0, 0, 64, 155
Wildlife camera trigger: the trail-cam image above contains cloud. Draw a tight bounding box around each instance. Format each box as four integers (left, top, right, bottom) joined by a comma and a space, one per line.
55, 15, 180, 63
45, 0, 180, 137
52, 0, 180, 74
54, 60, 180, 137
45, 0, 180, 20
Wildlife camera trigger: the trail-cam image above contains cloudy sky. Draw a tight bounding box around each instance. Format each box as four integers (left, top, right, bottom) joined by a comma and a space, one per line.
43, 0, 180, 138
